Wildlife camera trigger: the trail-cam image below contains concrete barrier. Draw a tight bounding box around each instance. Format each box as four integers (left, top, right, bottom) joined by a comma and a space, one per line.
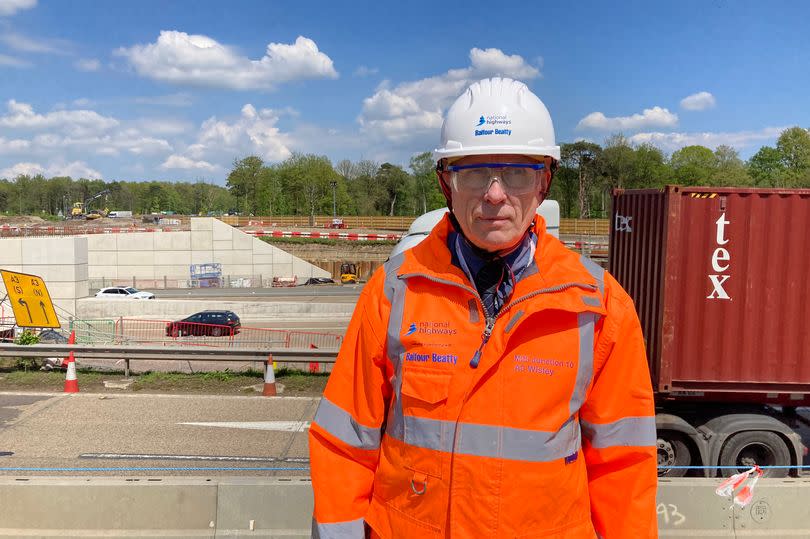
0, 476, 314, 538
657, 477, 810, 537
76, 298, 356, 320
1, 477, 809, 537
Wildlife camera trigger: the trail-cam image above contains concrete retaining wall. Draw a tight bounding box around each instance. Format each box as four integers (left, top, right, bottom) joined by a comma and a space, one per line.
88, 218, 330, 282
0, 236, 89, 316
0, 218, 330, 323
0, 477, 808, 537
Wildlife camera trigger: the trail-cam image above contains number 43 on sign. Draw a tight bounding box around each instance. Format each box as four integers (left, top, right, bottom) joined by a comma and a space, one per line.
0, 270, 60, 328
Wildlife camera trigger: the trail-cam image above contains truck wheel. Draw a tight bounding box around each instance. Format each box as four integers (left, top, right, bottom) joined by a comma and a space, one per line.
657, 434, 691, 477
719, 431, 790, 478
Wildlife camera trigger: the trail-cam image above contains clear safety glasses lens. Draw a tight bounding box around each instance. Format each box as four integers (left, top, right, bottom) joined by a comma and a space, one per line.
447, 163, 544, 195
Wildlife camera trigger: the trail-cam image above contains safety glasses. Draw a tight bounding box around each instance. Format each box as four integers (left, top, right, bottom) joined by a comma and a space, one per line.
446, 163, 545, 195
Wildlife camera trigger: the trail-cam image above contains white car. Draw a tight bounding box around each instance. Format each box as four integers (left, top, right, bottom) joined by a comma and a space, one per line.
95, 286, 155, 299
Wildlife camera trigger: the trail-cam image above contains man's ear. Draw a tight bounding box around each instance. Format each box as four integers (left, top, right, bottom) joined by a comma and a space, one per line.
436, 168, 453, 211
542, 168, 553, 195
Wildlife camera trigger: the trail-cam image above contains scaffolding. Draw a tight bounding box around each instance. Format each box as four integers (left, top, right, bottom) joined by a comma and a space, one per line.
189, 263, 223, 288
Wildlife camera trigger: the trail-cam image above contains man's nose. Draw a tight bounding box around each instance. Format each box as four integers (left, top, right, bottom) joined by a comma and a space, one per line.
483, 177, 508, 202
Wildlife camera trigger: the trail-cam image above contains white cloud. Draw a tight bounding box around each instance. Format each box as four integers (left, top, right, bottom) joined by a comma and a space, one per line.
0, 100, 119, 134
0, 137, 30, 153
52, 161, 103, 178
0, 31, 70, 54
354, 65, 379, 77
132, 118, 193, 136
75, 58, 100, 72
0, 52, 29, 67
192, 104, 292, 161
29, 132, 173, 156
358, 47, 541, 142
160, 155, 218, 172
72, 98, 94, 107
680, 91, 716, 111
0, 161, 42, 177
0, 0, 36, 16
629, 127, 786, 152
0, 160, 102, 179
115, 31, 338, 90
134, 93, 193, 107
576, 106, 678, 131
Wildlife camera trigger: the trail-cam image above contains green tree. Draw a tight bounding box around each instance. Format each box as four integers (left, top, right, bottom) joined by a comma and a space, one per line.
776, 127, 810, 173
561, 141, 602, 218
226, 156, 265, 214
711, 145, 751, 186
747, 146, 786, 186
348, 160, 383, 215
409, 151, 445, 214
630, 143, 669, 188
276, 153, 337, 223
669, 145, 717, 185
374, 163, 413, 216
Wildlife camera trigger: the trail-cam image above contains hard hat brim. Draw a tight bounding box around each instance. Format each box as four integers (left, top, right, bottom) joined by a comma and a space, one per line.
433, 144, 561, 163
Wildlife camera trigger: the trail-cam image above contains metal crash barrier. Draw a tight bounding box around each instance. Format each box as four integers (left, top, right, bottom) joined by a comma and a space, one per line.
0, 477, 808, 537
0, 343, 338, 377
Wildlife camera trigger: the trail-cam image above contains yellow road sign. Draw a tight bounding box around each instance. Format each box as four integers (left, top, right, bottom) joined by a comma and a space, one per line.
0, 270, 60, 328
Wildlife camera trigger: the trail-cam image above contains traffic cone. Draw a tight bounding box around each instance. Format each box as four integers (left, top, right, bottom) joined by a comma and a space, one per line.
262, 355, 277, 396
308, 343, 320, 373
64, 331, 78, 393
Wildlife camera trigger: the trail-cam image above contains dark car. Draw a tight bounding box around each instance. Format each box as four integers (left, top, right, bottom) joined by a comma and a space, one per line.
166, 310, 241, 337
303, 277, 335, 285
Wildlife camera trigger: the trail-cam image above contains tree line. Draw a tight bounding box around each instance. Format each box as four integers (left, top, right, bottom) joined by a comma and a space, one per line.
1, 126, 809, 220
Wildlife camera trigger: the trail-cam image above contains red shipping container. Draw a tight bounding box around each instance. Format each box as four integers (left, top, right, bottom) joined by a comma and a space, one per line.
609, 186, 810, 404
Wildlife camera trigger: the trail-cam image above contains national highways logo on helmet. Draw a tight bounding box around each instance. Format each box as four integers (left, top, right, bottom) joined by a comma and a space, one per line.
433, 77, 561, 163
474, 112, 513, 137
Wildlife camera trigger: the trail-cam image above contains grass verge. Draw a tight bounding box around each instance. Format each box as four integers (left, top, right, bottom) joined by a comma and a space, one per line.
0, 360, 329, 396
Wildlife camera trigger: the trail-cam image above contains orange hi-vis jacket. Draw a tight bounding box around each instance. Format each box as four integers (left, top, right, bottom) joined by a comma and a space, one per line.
309, 215, 657, 538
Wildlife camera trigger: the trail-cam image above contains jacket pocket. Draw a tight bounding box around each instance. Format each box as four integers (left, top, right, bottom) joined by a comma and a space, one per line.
399, 368, 452, 481
401, 369, 451, 405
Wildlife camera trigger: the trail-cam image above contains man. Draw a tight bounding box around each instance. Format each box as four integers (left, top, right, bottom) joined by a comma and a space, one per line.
310, 77, 657, 538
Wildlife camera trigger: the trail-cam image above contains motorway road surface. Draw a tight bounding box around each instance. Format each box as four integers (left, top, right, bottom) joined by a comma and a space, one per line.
0, 392, 316, 477
2, 392, 809, 478
145, 285, 363, 302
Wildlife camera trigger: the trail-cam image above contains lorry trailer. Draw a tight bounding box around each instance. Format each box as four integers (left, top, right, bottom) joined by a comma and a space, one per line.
610, 185, 810, 478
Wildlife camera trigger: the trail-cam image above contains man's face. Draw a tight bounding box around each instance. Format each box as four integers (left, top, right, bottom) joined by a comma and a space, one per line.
446, 154, 546, 252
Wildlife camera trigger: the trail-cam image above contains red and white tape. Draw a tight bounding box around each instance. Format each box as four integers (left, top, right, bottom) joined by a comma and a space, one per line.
246, 230, 402, 241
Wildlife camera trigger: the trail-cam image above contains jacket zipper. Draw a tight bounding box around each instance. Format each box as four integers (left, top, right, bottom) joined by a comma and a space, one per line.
400, 272, 598, 369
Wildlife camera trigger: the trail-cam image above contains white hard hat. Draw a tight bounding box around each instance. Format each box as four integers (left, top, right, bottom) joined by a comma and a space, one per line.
433, 77, 560, 163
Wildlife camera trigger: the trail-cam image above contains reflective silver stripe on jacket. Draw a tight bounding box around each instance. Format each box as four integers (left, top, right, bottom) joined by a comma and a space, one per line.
579, 254, 605, 295
581, 416, 657, 448
312, 397, 381, 450
570, 312, 597, 416
383, 253, 407, 442
389, 414, 581, 462
312, 517, 365, 539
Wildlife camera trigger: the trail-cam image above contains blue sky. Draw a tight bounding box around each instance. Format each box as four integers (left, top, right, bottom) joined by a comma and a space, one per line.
0, 0, 808, 183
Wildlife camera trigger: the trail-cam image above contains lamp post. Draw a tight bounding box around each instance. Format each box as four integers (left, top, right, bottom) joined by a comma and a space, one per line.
330, 180, 337, 218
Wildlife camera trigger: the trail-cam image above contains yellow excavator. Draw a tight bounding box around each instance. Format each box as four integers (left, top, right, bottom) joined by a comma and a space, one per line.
70, 189, 110, 219
340, 263, 358, 284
